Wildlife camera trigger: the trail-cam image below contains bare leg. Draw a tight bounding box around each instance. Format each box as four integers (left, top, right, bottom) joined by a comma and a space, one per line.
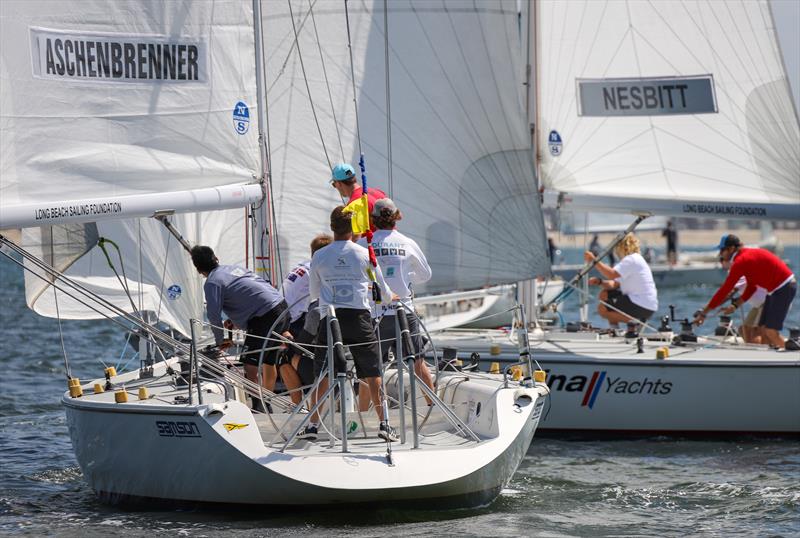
365, 377, 387, 421
310, 377, 329, 424
761, 328, 785, 349
262, 364, 277, 391
414, 359, 434, 405
358, 379, 371, 412
279, 363, 303, 405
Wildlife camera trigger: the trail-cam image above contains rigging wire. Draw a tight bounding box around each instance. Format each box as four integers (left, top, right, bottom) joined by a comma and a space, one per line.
154, 231, 172, 324
308, 0, 345, 161
287, 0, 332, 170
383, 0, 393, 198
344, 0, 363, 155
49, 232, 72, 379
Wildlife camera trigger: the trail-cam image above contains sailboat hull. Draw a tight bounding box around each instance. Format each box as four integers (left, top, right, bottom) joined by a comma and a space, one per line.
63, 369, 546, 507
431, 331, 800, 437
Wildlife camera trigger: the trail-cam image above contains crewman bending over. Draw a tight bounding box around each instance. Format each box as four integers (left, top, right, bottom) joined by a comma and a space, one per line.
298, 207, 397, 442
280, 233, 333, 405
190, 246, 290, 396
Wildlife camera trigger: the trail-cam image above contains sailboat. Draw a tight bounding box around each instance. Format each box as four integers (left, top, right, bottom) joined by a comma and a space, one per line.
434, 0, 800, 437
0, 0, 551, 506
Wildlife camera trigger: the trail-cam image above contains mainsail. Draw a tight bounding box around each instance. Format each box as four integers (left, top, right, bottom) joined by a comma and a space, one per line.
263, 0, 550, 292
0, 0, 263, 335
534, 0, 800, 220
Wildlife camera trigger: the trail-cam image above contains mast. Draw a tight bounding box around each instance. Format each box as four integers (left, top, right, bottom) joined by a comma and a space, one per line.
252, 0, 276, 282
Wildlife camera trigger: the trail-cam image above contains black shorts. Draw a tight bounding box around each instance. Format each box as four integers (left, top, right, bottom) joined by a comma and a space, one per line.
759, 280, 796, 331
313, 308, 381, 379
377, 313, 424, 362
606, 289, 655, 322
242, 301, 289, 367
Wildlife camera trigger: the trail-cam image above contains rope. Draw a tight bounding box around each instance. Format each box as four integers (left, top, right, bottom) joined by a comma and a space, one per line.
344, 0, 363, 156
383, 0, 393, 198
287, 0, 332, 169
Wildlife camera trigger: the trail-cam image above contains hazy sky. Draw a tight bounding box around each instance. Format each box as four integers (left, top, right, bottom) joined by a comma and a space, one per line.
772, 0, 800, 111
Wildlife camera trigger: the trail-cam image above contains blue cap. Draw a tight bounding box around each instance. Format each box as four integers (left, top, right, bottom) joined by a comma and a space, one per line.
716, 234, 742, 250
331, 163, 356, 181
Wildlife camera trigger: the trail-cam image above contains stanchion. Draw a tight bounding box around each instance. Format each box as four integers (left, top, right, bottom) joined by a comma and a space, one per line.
397, 307, 419, 449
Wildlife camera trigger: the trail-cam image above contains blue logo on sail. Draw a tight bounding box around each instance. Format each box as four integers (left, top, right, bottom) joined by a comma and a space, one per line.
167, 284, 182, 300
548, 130, 562, 156
233, 101, 250, 135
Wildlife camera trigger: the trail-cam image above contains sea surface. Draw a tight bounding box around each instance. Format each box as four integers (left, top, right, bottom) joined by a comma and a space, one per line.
1, 247, 798, 537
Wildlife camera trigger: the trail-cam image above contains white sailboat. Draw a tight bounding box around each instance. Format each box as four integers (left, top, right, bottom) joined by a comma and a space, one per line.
0, 0, 551, 506
435, 0, 800, 437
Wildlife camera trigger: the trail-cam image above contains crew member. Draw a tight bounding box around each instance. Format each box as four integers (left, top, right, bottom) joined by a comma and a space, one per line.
329, 162, 386, 231
693, 235, 796, 349
280, 234, 333, 404
724, 276, 766, 344
662, 221, 678, 266
585, 233, 658, 328
299, 206, 397, 442
366, 198, 435, 404
190, 246, 290, 395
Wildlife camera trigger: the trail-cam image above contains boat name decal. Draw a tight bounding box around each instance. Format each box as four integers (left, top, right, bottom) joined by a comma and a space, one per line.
544, 370, 672, 409
577, 75, 717, 117
34, 202, 123, 222
30, 27, 207, 83
156, 420, 201, 438
223, 423, 248, 432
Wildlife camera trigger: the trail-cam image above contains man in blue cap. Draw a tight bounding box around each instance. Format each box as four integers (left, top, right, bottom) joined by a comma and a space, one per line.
329, 162, 385, 231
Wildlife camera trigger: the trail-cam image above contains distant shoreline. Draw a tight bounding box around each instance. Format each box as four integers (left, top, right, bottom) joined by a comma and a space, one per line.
552, 228, 800, 249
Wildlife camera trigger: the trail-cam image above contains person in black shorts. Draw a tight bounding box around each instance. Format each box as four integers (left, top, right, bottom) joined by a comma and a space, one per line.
298, 207, 397, 442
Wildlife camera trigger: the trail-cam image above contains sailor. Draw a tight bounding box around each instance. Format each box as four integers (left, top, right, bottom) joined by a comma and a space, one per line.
190, 246, 290, 393
585, 233, 658, 328
298, 206, 397, 442
329, 162, 386, 231
693, 234, 796, 349
725, 275, 766, 344
366, 198, 435, 403
662, 221, 678, 266
280, 233, 333, 404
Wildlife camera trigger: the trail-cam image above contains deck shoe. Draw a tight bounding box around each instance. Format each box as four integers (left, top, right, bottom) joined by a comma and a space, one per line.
378, 422, 399, 442
298, 424, 318, 441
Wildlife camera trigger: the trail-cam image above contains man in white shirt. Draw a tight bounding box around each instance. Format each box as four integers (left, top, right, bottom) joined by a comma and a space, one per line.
367, 198, 435, 402
299, 206, 397, 442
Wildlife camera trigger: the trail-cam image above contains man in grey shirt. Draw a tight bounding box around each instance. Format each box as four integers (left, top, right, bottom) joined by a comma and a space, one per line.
191, 246, 298, 394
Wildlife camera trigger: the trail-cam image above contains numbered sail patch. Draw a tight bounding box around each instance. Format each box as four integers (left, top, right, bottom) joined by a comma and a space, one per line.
233, 101, 250, 135
167, 284, 182, 300
548, 130, 563, 156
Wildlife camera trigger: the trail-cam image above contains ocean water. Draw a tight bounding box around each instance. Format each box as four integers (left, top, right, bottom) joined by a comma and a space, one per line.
1, 248, 798, 537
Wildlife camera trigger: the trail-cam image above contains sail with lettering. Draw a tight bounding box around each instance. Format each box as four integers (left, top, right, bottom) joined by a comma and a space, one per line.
0, 0, 263, 335
263, 0, 550, 292
534, 0, 800, 220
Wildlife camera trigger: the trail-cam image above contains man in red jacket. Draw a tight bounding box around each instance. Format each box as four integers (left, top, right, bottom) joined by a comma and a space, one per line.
693, 235, 796, 349
329, 163, 386, 232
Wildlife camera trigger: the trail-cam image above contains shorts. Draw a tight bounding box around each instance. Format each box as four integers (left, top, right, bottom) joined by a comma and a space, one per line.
242, 301, 289, 367
605, 289, 655, 322
759, 280, 796, 331
743, 304, 763, 327
377, 313, 424, 362
287, 314, 315, 386
313, 308, 381, 380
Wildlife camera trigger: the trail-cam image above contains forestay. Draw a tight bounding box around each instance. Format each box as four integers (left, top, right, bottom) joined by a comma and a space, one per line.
263, 0, 549, 292
535, 0, 800, 220
0, 0, 262, 229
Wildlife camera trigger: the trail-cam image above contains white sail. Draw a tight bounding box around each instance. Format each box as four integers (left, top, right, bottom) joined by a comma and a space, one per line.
22, 211, 247, 337
0, 0, 262, 229
0, 0, 263, 335
263, 0, 549, 292
535, 0, 800, 220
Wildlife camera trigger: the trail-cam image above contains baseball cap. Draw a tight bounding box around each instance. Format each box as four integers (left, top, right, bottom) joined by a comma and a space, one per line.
371, 197, 398, 217
331, 163, 356, 181
716, 234, 742, 250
